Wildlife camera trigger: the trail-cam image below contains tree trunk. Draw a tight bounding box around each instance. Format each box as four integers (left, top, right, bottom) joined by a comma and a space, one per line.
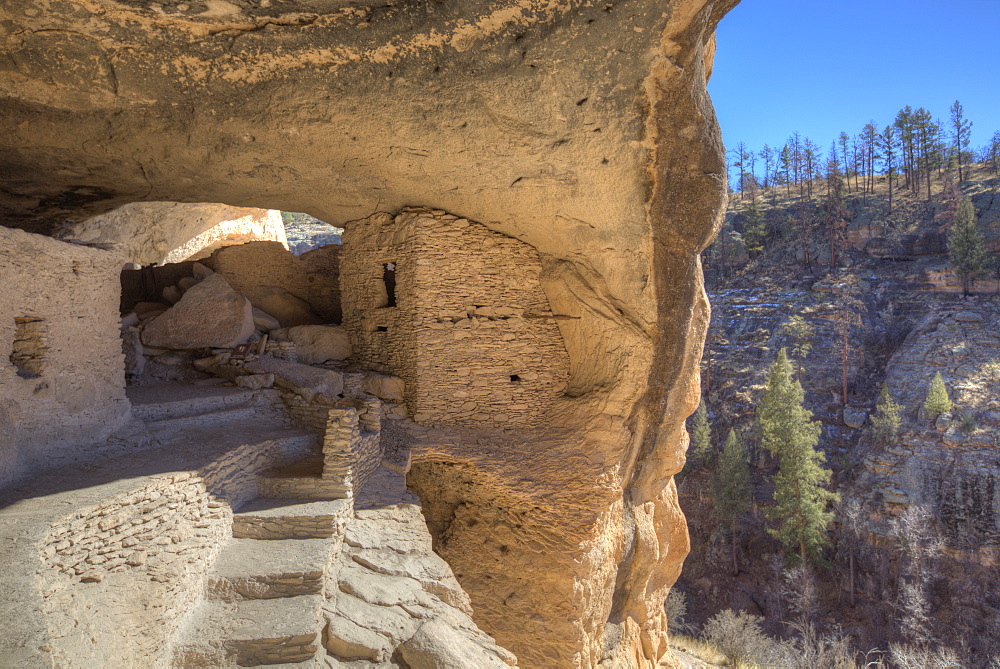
705, 329, 712, 398
841, 332, 849, 406
887, 168, 893, 215
731, 523, 738, 576
849, 550, 856, 608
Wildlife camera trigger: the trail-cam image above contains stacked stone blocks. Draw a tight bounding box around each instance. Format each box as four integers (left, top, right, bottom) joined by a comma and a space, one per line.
341, 208, 570, 428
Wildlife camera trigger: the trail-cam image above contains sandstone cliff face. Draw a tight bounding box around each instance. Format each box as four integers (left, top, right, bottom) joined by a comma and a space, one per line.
853, 304, 1000, 558
60, 202, 288, 266
0, 0, 736, 664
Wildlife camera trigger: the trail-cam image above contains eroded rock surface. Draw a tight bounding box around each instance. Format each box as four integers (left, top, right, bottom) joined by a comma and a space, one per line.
61, 202, 288, 266
1, 0, 736, 664
141, 273, 256, 349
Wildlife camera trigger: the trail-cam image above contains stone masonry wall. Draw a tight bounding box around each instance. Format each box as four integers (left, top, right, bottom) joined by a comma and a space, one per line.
37, 434, 310, 666
209, 241, 342, 322
0, 226, 128, 486
341, 208, 570, 428
322, 398, 383, 493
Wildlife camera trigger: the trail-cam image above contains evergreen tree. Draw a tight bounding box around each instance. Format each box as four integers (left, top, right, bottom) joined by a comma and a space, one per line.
878, 125, 899, 214
742, 200, 766, 257
838, 131, 852, 192
760, 144, 775, 191
947, 197, 988, 295
983, 130, 1000, 175
821, 171, 849, 267
950, 100, 973, 182
778, 144, 794, 197
686, 398, 712, 469
922, 372, 952, 419
758, 350, 837, 568
713, 428, 752, 575
872, 383, 903, 446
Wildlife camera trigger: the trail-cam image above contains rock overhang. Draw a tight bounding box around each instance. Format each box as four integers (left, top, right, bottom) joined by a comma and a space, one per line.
1, 0, 737, 665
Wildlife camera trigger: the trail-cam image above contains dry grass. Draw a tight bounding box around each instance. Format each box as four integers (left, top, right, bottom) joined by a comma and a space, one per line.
669, 633, 730, 667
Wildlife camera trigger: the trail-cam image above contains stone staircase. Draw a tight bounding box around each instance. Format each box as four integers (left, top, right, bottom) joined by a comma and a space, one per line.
170, 497, 351, 666
128, 383, 299, 442
129, 382, 355, 667
129, 382, 515, 667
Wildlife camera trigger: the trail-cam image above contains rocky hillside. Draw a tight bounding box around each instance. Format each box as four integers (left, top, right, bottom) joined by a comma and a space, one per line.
678, 164, 1000, 662
281, 212, 343, 256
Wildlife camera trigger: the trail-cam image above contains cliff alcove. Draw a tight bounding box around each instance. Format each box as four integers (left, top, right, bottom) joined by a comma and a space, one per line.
0, 0, 737, 665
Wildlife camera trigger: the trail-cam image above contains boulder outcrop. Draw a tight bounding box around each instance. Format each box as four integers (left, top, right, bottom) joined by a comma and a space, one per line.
0, 0, 736, 664
60, 202, 288, 266
141, 274, 256, 349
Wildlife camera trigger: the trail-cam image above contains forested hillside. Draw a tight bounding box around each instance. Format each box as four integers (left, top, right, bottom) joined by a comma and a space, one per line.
671, 102, 1000, 667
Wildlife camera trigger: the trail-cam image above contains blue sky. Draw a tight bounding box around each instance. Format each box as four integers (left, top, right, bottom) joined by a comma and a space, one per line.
709, 0, 1000, 157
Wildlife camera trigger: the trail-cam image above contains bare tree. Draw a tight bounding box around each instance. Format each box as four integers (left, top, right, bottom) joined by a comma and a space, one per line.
888, 504, 944, 646
831, 282, 865, 406
838, 498, 865, 608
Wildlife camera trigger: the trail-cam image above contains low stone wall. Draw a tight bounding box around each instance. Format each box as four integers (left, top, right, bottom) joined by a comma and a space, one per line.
276, 386, 385, 494
323, 398, 383, 493
0, 226, 128, 487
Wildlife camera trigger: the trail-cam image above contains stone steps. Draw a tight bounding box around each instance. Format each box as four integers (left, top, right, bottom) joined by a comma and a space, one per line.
206, 538, 333, 601
128, 383, 275, 422
145, 405, 277, 434
257, 456, 352, 501
172, 504, 341, 665
171, 595, 324, 666
257, 475, 352, 501
233, 498, 352, 540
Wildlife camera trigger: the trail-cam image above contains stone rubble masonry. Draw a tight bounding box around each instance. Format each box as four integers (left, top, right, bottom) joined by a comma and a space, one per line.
323, 398, 384, 494
0, 226, 129, 487
210, 240, 342, 323
341, 208, 570, 428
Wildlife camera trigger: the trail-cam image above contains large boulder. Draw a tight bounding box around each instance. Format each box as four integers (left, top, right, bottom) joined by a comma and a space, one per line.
141, 274, 255, 349
250, 286, 323, 328
398, 620, 514, 669
243, 356, 343, 401
362, 373, 405, 402
271, 324, 352, 363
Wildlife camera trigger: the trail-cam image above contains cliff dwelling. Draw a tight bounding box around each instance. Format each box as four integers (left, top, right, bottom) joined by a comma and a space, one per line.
0, 0, 734, 666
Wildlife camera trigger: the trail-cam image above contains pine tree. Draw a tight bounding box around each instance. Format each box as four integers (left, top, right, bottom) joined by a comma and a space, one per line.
878, 125, 899, 214
948, 197, 988, 295
760, 144, 775, 191
778, 144, 793, 197
742, 200, 766, 257
872, 383, 903, 446
922, 372, 952, 419
758, 350, 838, 568
950, 100, 973, 182
686, 399, 712, 470
713, 429, 752, 575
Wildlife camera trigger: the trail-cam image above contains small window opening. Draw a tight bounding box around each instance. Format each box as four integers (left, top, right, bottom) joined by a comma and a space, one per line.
376, 326, 389, 332
383, 262, 397, 308
10, 316, 47, 379
510, 374, 522, 383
